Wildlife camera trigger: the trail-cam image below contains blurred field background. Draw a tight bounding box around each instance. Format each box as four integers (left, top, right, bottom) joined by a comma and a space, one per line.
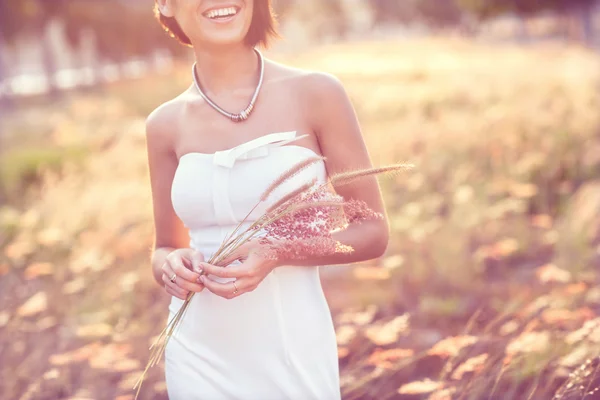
2, 1, 600, 400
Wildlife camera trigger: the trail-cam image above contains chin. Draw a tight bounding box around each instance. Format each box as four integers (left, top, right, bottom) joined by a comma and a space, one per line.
202, 31, 248, 47
196, 3, 252, 47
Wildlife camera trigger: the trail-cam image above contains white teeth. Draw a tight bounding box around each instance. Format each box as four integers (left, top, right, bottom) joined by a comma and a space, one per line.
206, 7, 237, 19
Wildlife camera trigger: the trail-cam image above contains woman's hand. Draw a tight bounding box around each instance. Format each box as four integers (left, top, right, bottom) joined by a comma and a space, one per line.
161, 248, 206, 300
198, 240, 280, 299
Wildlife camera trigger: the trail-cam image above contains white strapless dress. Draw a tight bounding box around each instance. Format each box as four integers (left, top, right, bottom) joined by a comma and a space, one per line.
165, 131, 341, 400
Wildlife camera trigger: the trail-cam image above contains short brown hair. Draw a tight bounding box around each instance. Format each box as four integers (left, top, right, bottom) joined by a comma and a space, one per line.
154, 0, 279, 48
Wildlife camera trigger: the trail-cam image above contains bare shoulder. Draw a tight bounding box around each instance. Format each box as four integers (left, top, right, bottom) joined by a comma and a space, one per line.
145, 90, 191, 152
299, 69, 345, 99
266, 59, 345, 100
267, 60, 361, 164
265, 60, 350, 136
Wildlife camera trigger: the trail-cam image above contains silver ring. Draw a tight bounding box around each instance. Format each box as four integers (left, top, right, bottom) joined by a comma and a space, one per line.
170, 273, 177, 283
232, 280, 239, 294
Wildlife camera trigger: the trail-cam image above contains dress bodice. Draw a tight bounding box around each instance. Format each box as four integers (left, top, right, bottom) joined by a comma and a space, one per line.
170, 131, 327, 253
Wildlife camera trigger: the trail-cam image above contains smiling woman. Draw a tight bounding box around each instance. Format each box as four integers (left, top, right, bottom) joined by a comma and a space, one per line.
143, 0, 390, 399
154, 0, 278, 48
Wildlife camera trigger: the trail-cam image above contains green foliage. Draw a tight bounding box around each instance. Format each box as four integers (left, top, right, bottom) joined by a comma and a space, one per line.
0, 146, 87, 199
457, 0, 509, 19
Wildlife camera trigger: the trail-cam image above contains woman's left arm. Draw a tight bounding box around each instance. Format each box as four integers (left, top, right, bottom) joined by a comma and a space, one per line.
199, 72, 390, 299
288, 71, 390, 265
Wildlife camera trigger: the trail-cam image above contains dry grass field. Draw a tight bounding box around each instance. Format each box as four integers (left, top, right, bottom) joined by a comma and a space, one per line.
1, 37, 600, 399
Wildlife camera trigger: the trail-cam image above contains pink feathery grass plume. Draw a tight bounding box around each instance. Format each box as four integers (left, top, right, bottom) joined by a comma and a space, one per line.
329, 164, 414, 187
261, 185, 345, 239
134, 158, 415, 399
260, 156, 326, 201
256, 184, 386, 261
258, 236, 355, 261
343, 198, 384, 224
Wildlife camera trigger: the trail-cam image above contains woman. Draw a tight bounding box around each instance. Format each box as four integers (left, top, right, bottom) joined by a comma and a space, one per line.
146, 1, 390, 399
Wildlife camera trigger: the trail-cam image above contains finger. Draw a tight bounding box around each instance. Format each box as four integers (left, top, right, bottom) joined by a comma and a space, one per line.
164, 283, 185, 300
166, 285, 188, 300
199, 276, 241, 299
163, 263, 204, 293
218, 252, 242, 267
162, 275, 189, 299
200, 262, 248, 279
218, 243, 250, 266
166, 255, 201, 283
190, 251, 205, 274
234, 278, 258, 293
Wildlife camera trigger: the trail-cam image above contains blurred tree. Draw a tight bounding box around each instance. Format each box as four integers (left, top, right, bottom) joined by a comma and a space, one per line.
0, 0, 65, 97
551, 0, 598, 44
276, 0, 350, 41
0, 0, 52, 41
416, 0, 463, 27
458, 0, 598, 44
457, 0, 509, 19
362, 0, 597, 45
0, 0, 9, 97
367, 0, 417, 24
0, 0, 189, 96
321, 0, 349, 39
0, 0, 186, 61
272, 0, 295, 20
367, 0, 463, 27
61, 1, 187, 61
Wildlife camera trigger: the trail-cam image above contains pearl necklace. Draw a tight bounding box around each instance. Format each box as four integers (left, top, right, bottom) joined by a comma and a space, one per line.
191, 48, 264, 123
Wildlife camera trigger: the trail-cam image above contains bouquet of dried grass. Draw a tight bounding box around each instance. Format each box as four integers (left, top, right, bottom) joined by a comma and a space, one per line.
133, 156, 414, 398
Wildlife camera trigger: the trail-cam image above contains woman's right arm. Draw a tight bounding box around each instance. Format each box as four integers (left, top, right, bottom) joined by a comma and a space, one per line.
145, 103, 204, 299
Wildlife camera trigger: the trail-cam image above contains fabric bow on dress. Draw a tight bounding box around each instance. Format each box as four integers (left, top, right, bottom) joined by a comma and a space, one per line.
213, 131, 308, 168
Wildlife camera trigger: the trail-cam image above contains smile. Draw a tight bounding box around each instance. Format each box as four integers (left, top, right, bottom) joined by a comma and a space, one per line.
202, 6, 240, 20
